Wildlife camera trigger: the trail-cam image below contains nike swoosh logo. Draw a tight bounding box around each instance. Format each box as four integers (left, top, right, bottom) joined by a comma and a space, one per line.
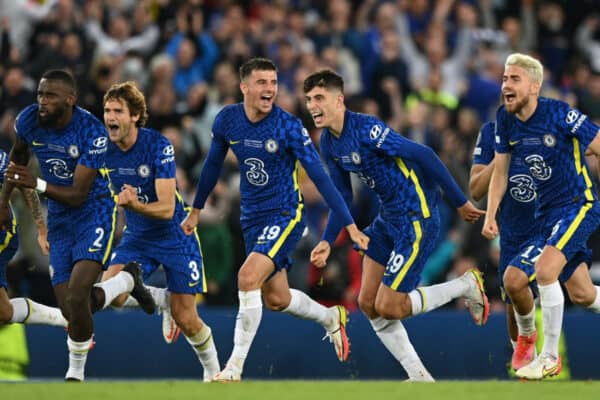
32, 140, 44, 146
229, 140, 241, 145
88, 248, 102, 253
256, 240, 267, 244
509, 140, 520, 146
521, 259, 532, 266
188, 281, 200, 287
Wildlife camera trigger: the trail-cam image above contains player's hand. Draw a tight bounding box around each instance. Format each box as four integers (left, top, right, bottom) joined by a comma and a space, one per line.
37, 225, 49, 255
457, 201, 485, 223
346, 223, 369, 250
310, 240, 331, 268
180, 208, 200, 235
117, 184, 139, 208
481, 217, 499, 240
5, 162, 35, 189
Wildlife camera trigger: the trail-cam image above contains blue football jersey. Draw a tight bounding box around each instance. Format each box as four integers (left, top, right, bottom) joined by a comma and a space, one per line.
495, 97, 600, 217
209, 104, 323, 220
473, 121, 537, 243
106, 128, 188, 239
320, 110, 445, 222
14, 104, 112, 215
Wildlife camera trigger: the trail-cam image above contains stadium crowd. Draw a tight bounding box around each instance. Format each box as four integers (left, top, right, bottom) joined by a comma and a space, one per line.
1, 0, 600, 313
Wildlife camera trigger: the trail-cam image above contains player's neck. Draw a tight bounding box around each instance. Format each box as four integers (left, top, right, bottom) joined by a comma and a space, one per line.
515, 96, 538, 122
243, 103, 270, 124
329, 107, 346, 137
55, 107, 74, 130
116, 126, 139, 151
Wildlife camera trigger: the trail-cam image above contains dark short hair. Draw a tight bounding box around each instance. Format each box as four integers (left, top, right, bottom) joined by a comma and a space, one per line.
239, 58, 277, 81
303, 69, 344, 94
41, 69, 77, 95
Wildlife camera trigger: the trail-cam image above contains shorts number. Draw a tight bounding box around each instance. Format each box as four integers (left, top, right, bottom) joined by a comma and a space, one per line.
258, 225, 281, 241
92, 227, 104, 248
386, 251, 405, 274
521, 245, 543, 263
189, 261, 200, 281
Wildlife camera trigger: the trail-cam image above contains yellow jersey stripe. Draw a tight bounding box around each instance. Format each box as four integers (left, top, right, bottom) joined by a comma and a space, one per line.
101, 200, 119, 265
572, 137, 594, 202
193, 229, 208, 292
395, 158, 430, 219
391, 220, 422, 290
556, 202, 592, 250
268, 204, 304, 259
0, 230, 13, 253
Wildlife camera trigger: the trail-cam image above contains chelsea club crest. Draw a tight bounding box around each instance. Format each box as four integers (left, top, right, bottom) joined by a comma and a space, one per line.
543, 134, 556, 147
265, 139, 278, 153
68, 145, 80, 158
137, 164, 150, 177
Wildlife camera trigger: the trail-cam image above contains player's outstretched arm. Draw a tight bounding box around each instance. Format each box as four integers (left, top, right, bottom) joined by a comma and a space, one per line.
482, 152, 510, 240
469, 160, 495, 201
310, 240, 331, 268
457, 200, 486, 223
181, 208, 201, 235
6, 162, 96, 207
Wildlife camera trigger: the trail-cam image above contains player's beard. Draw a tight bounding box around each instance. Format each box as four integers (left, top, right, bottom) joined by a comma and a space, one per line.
38, 104, 68, 128
505, 94, 529, 115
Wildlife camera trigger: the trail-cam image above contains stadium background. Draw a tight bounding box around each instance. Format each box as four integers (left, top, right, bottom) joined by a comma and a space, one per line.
1, 0, 600, 381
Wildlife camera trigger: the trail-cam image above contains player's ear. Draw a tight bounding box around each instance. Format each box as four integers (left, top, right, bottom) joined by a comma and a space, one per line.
131, 113, 140, 124
336, 93, 344, 107
66, 93, 76, 107
240, 81, 248, 96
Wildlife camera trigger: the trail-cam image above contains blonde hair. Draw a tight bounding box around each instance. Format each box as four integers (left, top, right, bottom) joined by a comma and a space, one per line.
505, 53, 544, 87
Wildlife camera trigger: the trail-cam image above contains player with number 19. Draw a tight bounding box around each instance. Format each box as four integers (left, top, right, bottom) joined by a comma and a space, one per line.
181, 58, 369, 381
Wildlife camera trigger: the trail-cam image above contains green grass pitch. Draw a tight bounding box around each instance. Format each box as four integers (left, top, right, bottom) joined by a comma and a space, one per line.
2, 380, 600, 400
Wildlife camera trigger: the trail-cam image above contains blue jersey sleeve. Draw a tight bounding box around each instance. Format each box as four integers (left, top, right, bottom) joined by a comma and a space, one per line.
78, 119, 108, 169
154, 136, 176, 179
192, 113, 229, 210
319, 135, 355, 244
14, 105, 37, 144
560, 104, 600, 150
288, 124, 354, 228
472, 122, 495, 165
494, 107, 512, 154
366, 124, 467, 208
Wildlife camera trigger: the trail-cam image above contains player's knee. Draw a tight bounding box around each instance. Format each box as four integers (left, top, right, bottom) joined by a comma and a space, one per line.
67, 289, 90, 311
374, 295, 410, 320
237, 269, 260, 291
357, 294, 376, 318
503, 276, 528, 298
171, 308, 198, 335
262, 292, 288, 311
567, 286, 594, 307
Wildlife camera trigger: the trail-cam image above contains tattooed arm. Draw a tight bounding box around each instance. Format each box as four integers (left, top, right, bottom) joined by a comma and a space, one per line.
20, 187, 49, 255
